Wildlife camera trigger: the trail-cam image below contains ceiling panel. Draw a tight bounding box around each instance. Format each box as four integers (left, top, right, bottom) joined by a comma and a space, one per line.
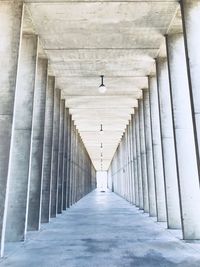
24, 1, 179, 170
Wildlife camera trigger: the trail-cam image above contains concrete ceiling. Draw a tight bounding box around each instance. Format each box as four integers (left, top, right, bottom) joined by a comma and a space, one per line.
23, 0, 180, 170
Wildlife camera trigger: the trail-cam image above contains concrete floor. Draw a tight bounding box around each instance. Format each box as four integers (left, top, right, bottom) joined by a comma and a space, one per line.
1, 190, 200, 267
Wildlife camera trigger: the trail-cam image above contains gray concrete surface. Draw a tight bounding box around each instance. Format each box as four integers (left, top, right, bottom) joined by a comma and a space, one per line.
41, 76, 55, 224
166, 33, 200, 239
181, 0, 200, 152
0, 1, 24, 257
149, 76, 167, 222
57, 100, 65, 214
135, 109, 143, 210
156, 57, 181, 229
132, 115, 139, 208
50, 88, 61, 218
28, 58, 48, 231
143, 90, 157, 217
138, 100, 149, 213
5, 34, 38, 243
24, 1, 179, 171
1, 190, 200, 267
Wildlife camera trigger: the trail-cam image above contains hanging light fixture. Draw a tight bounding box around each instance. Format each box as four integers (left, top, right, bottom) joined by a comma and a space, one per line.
98, 75, 107, 94
100, 143, 103, 152
100, 124, 104, 135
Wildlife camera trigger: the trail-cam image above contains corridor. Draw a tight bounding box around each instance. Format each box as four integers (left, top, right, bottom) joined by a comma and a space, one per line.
1, 190, 200, 267
2, 0, 200, 264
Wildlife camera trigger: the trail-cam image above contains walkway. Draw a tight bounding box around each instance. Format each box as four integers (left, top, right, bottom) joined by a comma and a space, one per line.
1, 190, 200, 267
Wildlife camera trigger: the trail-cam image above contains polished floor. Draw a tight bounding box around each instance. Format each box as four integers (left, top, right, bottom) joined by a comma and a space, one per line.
1, 190, 200, 267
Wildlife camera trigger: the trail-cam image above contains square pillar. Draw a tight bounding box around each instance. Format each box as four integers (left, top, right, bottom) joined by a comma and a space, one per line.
156, 57, 181, 229
27, 58, 48, 231
138, 99, 149, 213
5, 34, 39, 242
149, 76, 167, 222
180, 0, 200, 157
132, 115, 139, 207
66, 115, 72, 208
0, 2, 24, 256
62, 108, 69, 211
41, 76, 55, 223
57, 99, 65, 214
50, 88, 61, 217
166, 33, 200, 239
143, 90, 157, 217
135, 109, 144, 210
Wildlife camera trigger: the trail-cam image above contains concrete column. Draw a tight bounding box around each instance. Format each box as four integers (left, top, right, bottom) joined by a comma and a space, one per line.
67, 115, 72, 208
112, 150, 115, 193
41, 76, 55, 223
129, 123, 135, 204
4, 34, 38, 242
135, 109, 143, 209
74, 128, 77, 202
119, 134, 123, 194
129, 121, 135, 204
0, 1, 24, 256
63, 108, 69, 210
78, 135, 81, 201
71, 122, 74, 205
76, 131, 79, 200
166, 34, 200, 239
118, 144, 121, 196
73, 128, 78, 204
69, 120, 74, 206
119, 145, 121, 196
127, 127, 131, 202
118, 146, 121, 195
124, 132, 127, 199
78, 138, 81, 200
76, 130, 79, 202
149, 76, 167, 222
127, 129, 130, 202
180, 0, 200, 157
122, 136, 126, 199
74, 128, 78, 202
124, 131, 128, 200
78, 142, 82, 199
132, 115, 139, 207
118, 148, 120, 196
156, 57, 181, 229
50, 88, 60, 217
128, 124, 132, 203
77, 136, 80, 202
117, 146, 121, 195
57, 100, 65, 214
27, 58, 48, 231
78, 134, 81, 200
71, 123, 75, 205
143, 90, 157, 217
138, 99, 149, 213
80, 142, 83, 196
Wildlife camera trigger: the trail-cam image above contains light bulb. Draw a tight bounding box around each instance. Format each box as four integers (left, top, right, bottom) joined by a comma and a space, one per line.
98, 84, 107, 94
100, 129, 104, 135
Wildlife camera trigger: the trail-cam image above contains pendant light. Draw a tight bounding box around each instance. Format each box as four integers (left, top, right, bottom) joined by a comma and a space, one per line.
98, 75, 107, 94
100, 124, 104, 135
